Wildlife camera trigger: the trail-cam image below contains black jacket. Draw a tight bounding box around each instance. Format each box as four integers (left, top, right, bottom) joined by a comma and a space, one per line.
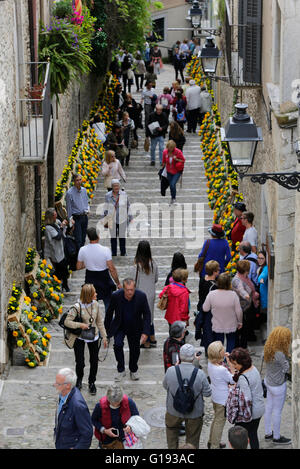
148, 111, 169, 138
104, 289, 151, 338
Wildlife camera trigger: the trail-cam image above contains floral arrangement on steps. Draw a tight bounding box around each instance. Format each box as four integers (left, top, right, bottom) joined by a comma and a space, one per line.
186, 56, 245, 276
7, 252, 64, 368
54, 73, 119, 204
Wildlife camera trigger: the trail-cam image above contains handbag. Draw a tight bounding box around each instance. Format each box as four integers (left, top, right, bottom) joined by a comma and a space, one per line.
59, 304, 83, 348
225, 375, 252, 424
80, 304, 96, 341
80, 327, 96, 341
104, 195, 120, 229
157, 286, 169, 310
120, 145, 129, 158
144, 137, 150, 152
194, 240, 211, 273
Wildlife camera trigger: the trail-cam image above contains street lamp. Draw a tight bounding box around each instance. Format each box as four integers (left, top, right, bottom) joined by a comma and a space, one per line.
221, 103, 263, 171
221, 103, 300, 191
190, 0, 202, 29
199, 37, 222, 75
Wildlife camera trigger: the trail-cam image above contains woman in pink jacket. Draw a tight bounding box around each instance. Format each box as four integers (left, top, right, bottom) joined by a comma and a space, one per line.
202, 273, 243, 353
162, 140, 185, 205
159, 268, 190, 326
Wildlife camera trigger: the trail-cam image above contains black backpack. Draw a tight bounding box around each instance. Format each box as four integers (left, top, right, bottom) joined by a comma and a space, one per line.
59, 304, 82, 337
172, 366, 199, 414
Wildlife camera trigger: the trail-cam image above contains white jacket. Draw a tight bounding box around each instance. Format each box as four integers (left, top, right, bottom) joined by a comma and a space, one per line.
186, 84, 201, 110
199, 90, 212, 114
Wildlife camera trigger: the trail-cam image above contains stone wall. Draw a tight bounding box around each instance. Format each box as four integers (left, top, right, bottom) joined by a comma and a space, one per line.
0, 0, 104, 371
52, 74, 103, 186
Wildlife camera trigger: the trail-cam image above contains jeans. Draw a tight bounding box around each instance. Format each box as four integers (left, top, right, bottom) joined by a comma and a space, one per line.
213, 331, 236, 353
113, 330, 141, 373
73, 214, 88, 250
167, 171, 182, 200
150, 136, 164, 164
74, 338, 100, 385
165, 412, 203, 449
264, 381, 287, 440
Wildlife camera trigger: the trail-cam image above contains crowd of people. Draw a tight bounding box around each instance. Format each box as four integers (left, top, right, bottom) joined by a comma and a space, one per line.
42, 43, 292, 450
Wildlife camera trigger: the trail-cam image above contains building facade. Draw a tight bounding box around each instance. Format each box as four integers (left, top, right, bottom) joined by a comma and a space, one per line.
211, 0, 300, 446
0, 0, 103, 372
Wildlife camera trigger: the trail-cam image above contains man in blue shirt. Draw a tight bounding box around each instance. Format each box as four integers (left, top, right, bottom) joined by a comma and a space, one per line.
65, 174, 90, 251
239, 241, 258, 286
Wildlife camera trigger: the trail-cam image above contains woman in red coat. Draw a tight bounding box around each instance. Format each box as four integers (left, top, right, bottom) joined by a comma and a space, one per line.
159, 268, 190, 326
162, 140, 185, 205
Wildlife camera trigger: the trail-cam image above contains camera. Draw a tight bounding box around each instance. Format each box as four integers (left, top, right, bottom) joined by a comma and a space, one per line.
111, 428, 119, 436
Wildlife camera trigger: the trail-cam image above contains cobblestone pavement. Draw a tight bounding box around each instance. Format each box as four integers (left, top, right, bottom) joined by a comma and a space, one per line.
0, 65, 293, 450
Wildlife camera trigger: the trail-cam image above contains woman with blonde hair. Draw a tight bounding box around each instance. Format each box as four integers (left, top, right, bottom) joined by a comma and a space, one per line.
162, 140, 185, 205
64, 284, 108, 395
102, 150, 126, 191
207, 341, 235, 449
263, 326, 292, 445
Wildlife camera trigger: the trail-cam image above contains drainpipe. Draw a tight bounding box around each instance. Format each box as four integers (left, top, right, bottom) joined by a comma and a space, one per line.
28, 0, 42, 254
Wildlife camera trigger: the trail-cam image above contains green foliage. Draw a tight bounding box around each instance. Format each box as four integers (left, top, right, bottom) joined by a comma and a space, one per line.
107, 0, 163, 52
39, 14, 95, 100
217, 0, 226, 24
52, 0, 73, 19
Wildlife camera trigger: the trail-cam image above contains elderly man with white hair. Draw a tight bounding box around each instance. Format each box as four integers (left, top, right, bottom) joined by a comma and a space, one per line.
92, 384, 139, 449
102, 179, 133, 256
185, 79, 201, 133
163, 344, 211, 449
53, 368, 93, 449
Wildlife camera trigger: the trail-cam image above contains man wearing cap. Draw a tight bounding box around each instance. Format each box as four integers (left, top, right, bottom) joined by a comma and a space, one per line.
101, 180, 133, 256
196, 224, 231, 278
163, 321, 186, 373
163, 343, 211, 449
230, 202, 247, 248
185, 79, 201, 133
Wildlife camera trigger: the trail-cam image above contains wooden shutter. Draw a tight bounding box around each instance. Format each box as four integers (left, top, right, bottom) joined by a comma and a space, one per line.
243, 0, 262, 84
238, 0, 245, 58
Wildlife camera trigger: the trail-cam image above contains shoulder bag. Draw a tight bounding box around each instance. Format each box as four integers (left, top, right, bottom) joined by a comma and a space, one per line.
80, 304, 96, 341
194, 240, 211, 273
225, 374, 252, 424
157, 286, 169, 310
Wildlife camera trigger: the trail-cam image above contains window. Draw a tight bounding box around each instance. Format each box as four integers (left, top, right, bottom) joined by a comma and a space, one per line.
153, 17, 165, 42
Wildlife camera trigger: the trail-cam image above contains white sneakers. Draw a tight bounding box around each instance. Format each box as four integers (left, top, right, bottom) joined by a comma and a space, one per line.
115, 370, 139, 381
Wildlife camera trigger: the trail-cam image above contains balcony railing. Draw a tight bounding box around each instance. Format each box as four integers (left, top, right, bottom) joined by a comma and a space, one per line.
18, 61, 53, 164
224, 0, 262, 88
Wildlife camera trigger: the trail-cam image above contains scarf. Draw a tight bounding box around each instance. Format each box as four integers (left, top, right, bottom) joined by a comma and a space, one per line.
239, 274, 259, 308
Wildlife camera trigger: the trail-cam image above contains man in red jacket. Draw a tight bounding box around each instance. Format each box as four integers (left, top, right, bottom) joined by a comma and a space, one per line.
230, 202, 247, 247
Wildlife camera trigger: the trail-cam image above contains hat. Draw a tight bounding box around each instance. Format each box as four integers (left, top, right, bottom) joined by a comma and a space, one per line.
170, 321, 186, 338
208, 224, 225, 239
180, 344, 196, 361
189, 79, 196, 86
111, 179, 120, 185
234, 202, 247, 212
